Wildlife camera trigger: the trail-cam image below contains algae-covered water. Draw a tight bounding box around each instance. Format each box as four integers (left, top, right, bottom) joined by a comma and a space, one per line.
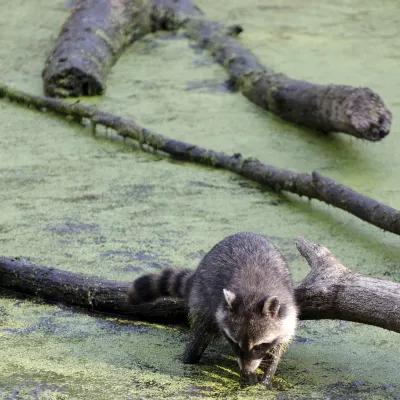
0, 0, 400, 399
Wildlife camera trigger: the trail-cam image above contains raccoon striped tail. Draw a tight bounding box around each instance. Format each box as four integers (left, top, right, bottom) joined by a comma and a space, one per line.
127, 269, 194, 305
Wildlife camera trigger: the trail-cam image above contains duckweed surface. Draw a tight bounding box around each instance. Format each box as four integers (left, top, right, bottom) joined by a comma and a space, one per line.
1, 0, 400, 398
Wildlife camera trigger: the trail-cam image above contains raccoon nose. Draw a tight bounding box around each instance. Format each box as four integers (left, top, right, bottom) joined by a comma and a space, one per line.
237, 357, 253, 373
241, 359, 254, 372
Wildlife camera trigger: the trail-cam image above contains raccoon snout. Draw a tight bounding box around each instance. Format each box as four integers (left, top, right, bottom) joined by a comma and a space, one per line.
240, 358, 262, 374
239, 358, 263, 385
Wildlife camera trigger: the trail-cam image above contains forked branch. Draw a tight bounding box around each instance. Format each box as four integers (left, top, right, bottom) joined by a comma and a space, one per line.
295, 236, 400, 332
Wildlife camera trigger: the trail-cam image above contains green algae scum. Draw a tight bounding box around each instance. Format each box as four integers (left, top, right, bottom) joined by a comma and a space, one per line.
1, 0, 400, 398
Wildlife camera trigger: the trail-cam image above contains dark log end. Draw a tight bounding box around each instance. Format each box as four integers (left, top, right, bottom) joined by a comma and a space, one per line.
270, 82, 392, 141
43, 67, 104, 98
42, 0, 151, 98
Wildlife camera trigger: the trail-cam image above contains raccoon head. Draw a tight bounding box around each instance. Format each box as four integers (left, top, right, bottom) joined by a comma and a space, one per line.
215, 288, 296, 376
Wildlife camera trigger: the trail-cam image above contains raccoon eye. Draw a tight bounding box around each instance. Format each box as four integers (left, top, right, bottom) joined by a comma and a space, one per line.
252, 341, 276, 353
253, 340, 277, 352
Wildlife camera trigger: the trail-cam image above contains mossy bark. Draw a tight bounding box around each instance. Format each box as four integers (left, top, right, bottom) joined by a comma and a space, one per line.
152, 0, 392, 141
42, 0, 152, 97
1, 237, 399, 332
295, 237, 400, 333
0, 256, 185, 325
43, 0, 392, 139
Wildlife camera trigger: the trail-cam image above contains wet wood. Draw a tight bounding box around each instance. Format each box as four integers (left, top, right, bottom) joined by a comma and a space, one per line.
151, 0, 392, 141
42, 0, 392, 139
295, 237, 400, 332
42, 0, 151, 97
0, 256, 185, 325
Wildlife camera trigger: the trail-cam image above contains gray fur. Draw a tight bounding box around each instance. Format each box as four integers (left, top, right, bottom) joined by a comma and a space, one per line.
127, 232, 298, 385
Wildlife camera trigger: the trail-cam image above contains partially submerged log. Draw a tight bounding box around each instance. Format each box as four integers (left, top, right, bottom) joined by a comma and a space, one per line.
1, 83, 400, 236
43, 0, 391, 138
42, 0, 152, 97
152, 0, 392, 141
0, 238, 399, 333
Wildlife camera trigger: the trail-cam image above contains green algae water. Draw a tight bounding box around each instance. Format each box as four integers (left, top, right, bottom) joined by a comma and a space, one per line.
0, 0, 399, 398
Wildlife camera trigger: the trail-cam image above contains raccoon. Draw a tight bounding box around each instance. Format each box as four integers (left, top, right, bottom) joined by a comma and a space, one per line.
127, 232, 298, 385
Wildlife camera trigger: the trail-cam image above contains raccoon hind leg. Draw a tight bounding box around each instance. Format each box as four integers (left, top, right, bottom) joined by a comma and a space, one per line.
183, 314, 218, 364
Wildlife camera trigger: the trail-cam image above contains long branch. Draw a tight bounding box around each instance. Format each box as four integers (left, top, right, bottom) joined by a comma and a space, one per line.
1, 83, 399, 235
0, 84, 400, 235
1, 238, 399, 333
151, 0, 392, 141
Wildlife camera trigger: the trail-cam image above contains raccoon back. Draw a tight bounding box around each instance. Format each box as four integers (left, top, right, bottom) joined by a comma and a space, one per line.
188, 232, 295, 314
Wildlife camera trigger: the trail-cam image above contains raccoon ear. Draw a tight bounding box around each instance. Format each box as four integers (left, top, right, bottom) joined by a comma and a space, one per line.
262, 296, 280, 318
223, 289, 236, 310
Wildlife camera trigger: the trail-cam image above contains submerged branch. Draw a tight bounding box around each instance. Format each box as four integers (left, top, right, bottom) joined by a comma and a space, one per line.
1, 238, 399, 333
1, 83, 399, 235
152, 0, 392, 141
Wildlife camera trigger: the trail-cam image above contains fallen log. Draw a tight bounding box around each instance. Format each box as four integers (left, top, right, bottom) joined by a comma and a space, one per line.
0, 238, 399, 333
152, 0, 392, 141
1, 83, 399, 236
42, 0, 152, 97
41, 0, 240, 98
43, 0, 391, 139
0, 257, 183, 325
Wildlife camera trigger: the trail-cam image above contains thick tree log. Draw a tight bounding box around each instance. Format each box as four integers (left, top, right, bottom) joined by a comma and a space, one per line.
42, 0, 152, 97
1, 83, 400, 236
0, 257, 185, 325
151, 0, 392, 141
42, 0, 391, 138
0, 238, 399, 333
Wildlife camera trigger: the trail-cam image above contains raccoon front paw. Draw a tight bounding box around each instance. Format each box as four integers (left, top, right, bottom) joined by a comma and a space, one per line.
259, 374, 273, 389
260, 375, 272, 385
241, 371, 259, 385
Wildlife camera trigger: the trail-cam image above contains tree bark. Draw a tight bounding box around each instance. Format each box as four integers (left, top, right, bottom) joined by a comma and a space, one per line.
42, 0, 152, 97
151, 0, 392, 141
1, 82, 400, 236
295, 237, 400, 332
1, 238, 399, 333
0, 257, 185, 325
42, 0, 392, 139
